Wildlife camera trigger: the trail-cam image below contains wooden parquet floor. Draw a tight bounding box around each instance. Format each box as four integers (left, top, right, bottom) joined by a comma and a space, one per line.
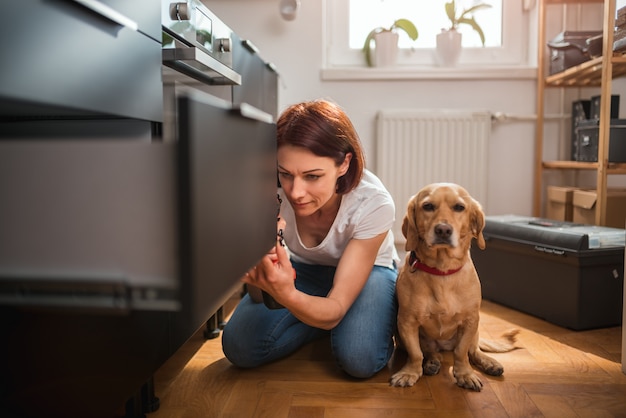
148, 297, 626, 418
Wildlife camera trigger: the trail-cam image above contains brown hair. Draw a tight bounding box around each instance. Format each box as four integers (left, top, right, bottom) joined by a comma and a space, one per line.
276, 99, 365, 194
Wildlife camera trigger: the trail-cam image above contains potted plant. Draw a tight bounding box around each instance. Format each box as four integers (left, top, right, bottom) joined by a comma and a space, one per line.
444, 0, 492, 45
437, 1, 491, 66
362, 19, 418, 67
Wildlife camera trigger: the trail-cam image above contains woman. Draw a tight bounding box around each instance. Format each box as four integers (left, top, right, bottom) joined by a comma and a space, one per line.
222, 99, 399, 378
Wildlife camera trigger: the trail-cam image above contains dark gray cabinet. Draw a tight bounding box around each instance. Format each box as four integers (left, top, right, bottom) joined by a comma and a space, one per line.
0, 2, 279, 417
232, 36, 279, 121
0, 95, 277, 418
0, 0, 162, 122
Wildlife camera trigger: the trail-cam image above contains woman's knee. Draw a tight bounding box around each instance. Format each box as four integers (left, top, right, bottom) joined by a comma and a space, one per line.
333, 341, 393, 378
222, 296, 324, 368
221, 296, 275, 368
221, 320, 261, 368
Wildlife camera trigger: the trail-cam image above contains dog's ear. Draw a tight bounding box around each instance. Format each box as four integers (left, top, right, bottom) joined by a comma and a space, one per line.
470, 198, 486, 250
402, 197, 420, 251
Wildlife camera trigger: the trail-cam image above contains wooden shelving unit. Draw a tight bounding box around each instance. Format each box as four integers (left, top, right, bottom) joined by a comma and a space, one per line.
544, 54, 626, 86
534, 0, 626, 225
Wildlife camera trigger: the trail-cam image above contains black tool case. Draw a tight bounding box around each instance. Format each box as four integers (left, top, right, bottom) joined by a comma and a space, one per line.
574, 118, 626, 162
471, 216, 624, 330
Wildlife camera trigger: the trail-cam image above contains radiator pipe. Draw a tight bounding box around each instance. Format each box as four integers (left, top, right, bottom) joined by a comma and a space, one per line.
491, 112, 569, 123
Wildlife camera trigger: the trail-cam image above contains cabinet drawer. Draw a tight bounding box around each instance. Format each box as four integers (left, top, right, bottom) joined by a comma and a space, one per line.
232, 37, 279, 120
0, 0, 162, 122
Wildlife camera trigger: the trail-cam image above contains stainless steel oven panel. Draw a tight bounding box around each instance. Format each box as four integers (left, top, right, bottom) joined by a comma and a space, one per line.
161, 0, 241, 96
163, 45, 242, 86
162, 0, 236, 70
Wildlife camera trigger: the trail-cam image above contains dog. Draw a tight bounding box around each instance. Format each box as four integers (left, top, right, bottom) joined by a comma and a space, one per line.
390, 183, 518, 391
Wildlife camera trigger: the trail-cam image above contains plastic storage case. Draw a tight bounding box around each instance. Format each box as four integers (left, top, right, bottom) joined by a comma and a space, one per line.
574, 118, 626, 162
471, 215, 624, 330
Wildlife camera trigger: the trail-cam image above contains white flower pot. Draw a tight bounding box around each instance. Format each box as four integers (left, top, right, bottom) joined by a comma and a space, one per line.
372, 31, 399, 67
436, 29, 462, 67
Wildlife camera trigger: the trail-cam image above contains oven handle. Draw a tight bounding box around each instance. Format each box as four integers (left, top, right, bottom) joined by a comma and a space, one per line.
68, 0, 138, 31
163, 47, 242, 86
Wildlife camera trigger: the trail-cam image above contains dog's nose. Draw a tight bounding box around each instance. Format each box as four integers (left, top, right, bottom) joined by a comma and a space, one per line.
434, 223, 453, 240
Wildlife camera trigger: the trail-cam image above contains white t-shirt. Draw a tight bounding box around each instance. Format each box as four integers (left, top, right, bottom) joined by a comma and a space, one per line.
278, 169, 400, 269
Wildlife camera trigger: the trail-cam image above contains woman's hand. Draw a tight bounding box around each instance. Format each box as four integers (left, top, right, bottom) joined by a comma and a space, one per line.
242, 240, 295, 307
243, 214, 293, 304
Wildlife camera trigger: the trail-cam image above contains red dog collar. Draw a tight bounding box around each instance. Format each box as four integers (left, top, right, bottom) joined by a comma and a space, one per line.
409, 251, 463, 276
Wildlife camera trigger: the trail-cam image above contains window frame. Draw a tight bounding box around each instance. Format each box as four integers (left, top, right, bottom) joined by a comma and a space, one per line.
323, 0, 534, 71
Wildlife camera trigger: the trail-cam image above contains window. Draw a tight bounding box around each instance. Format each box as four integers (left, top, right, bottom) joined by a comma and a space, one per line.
324, 0, 532, 69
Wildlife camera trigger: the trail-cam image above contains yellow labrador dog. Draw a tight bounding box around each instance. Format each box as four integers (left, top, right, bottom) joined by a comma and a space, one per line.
390, 183, 517, 391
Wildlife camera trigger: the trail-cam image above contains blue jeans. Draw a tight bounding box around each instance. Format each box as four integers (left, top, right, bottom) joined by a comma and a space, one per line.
221, 260, 398, 379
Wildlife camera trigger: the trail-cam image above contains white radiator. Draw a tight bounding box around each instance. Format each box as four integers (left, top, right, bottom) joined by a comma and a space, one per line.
375, 109, 491, 245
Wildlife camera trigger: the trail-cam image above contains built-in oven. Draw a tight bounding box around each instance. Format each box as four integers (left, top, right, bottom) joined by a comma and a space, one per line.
160, 0, 239, 142
161, 0, 241, 86
160, 0, 279, 142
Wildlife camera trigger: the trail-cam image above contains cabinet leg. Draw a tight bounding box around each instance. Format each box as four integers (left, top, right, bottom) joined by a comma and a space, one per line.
216, 306, 226, 329
203, 308, 222, 340
124, 376, 160, 418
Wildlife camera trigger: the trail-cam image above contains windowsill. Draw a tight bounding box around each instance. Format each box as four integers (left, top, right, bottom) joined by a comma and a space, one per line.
320, 66, 538, 81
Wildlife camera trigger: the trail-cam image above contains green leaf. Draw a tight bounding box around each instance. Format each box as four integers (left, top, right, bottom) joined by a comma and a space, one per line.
362, 28, 380, 67
446, 1, 491, 44
459, 3, 492, 20
457, 17, 486, 46
445, 1, 456, 25
392, 18, 418, 41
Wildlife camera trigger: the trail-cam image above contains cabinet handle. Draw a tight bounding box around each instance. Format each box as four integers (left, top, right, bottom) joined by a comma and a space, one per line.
236, 103, 273, 123
68, 0, 138, 31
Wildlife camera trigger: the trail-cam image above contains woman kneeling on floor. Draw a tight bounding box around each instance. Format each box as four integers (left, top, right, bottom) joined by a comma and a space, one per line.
222, 99, 399, 378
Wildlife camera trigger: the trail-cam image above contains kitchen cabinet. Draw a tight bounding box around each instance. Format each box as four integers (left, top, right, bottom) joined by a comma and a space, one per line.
232, 36, 279, 120
0, 0, 163, 123
0, 1, 279, 416
533, 0, 626, 225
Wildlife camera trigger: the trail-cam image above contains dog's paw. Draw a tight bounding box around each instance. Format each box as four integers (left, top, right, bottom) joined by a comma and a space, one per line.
390, 369, 421, 387
454, 372, 484, 391
422, 358, 441, 376
482, 363, 504, 376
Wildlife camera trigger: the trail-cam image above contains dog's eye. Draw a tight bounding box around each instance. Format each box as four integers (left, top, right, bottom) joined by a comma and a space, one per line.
422, 202, 435, 211
453, 204, 465, 212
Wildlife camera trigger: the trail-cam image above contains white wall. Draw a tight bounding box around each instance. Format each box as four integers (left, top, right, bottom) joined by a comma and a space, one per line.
205, 0, 625, 216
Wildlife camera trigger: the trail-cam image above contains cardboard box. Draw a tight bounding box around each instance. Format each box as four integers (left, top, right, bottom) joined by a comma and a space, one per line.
546, 186, 579, 221
573, 188, 626, 228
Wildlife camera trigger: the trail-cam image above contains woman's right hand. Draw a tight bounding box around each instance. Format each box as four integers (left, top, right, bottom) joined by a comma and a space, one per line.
244, 214, 289, 304
242, 241, 296, 307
